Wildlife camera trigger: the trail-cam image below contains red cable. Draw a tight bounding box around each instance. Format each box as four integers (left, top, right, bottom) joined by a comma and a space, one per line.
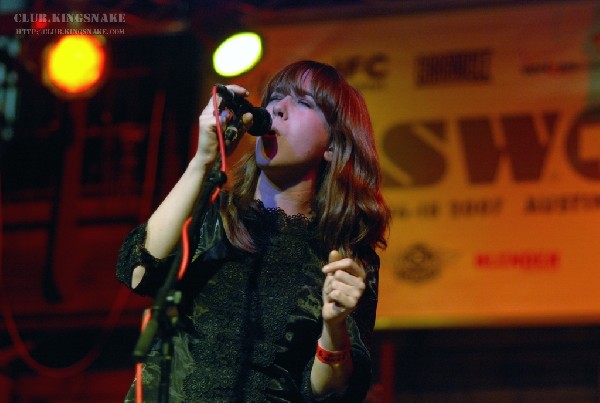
133, 218, 188, 403
178, 217, 192, 280
135, 309, 151, 403
212, 84, 228, 173
210, 84, 228, 202
0, 86, 229, 392
134, 85, 229, 399
179, 85, 228, 280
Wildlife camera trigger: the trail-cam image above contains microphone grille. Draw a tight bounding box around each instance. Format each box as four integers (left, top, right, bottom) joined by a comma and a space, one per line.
248, 107, 272, 136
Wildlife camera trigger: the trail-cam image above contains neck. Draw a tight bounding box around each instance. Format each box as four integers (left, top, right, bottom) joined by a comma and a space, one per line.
254, 172, 315, 216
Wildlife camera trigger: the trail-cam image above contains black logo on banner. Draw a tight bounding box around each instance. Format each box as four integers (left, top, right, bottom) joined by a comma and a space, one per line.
416, 49, 492, 86
380, 109, 600, 188
334, 53, 390, 90
394, 243, 441, 283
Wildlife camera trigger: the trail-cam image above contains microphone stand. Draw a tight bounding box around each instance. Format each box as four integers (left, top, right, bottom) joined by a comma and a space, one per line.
132, 155, 227, 403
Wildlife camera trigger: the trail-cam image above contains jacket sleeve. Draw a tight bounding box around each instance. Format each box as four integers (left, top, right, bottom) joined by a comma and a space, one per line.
115, 198, 228, 297
115, 223, 176, 296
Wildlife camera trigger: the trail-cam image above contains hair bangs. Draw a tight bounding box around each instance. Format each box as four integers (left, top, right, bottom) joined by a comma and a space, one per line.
262, 60, 345, 127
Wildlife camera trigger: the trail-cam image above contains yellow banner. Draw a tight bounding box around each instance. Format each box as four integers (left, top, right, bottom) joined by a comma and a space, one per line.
235, 1, 600, 327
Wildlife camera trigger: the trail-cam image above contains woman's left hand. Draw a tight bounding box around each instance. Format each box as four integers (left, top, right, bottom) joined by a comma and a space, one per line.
321, 250, 366, 323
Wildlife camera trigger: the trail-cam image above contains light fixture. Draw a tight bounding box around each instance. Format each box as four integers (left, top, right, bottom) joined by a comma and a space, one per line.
212, 31, 262, 77
42, 35, 107, 98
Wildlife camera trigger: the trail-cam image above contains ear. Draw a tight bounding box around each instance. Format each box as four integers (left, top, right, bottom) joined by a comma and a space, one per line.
324, 147, 333, 162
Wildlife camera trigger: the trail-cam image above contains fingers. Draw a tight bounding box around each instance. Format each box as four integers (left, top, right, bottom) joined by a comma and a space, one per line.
322, 250, 366, 320
197, 84, 250, 148
323, 253, 366, 280
225, 86, 253, 134
196, 84, 252, 163
226, 84, 249, 96
324, 272, 365, 307
329, 250, 342, 264
322, 279, 363, 320
241, 111, 254, 132
200, 84, 250, 116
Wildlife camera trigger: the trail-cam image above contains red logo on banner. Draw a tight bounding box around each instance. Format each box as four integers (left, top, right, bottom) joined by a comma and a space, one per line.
475, 252, 560, 271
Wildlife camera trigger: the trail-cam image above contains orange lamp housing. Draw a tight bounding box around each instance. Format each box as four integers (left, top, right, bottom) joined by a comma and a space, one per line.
42, 35, 107, 98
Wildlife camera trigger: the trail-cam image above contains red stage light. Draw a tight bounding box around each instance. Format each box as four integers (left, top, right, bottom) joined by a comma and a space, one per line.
43, 35, 106, 97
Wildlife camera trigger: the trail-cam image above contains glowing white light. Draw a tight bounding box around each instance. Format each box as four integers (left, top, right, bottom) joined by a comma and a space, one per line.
213, 32, 262, 77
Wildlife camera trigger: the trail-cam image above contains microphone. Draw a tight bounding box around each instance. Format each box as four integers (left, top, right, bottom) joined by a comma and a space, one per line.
215, 84, 272, 137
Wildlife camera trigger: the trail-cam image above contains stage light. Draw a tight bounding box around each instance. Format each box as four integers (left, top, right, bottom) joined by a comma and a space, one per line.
212, 32, 262, 77
43, 35, 106, 98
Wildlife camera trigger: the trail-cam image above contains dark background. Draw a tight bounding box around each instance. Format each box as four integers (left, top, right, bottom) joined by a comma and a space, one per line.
2, 0, 600, 401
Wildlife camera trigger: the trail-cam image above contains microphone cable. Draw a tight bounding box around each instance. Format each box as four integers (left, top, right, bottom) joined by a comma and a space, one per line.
135, 84, 230, 402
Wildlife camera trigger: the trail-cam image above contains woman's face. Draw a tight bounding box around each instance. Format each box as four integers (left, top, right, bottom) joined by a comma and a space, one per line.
255, 79, 331, 185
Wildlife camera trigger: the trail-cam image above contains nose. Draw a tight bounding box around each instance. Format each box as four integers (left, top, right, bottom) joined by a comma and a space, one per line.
272, 95, 290, 120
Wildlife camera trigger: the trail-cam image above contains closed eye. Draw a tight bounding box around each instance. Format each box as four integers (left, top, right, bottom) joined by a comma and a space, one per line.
297, 96, 315, 108
267, 93, 284, 105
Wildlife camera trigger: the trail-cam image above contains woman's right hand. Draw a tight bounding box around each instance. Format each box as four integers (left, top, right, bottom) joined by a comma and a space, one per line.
196, 84, 251, 166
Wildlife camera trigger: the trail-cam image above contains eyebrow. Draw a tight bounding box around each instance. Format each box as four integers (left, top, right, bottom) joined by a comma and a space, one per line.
294, 87, 313, 98
272, 83, 313, 97
269, 89, 316, 103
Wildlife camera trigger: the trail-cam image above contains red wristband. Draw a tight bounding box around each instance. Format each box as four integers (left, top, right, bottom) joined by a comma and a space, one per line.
316, 341, 349, 365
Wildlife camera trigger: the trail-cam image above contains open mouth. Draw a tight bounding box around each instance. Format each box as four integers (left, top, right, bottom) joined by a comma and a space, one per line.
261, 130, 277, 158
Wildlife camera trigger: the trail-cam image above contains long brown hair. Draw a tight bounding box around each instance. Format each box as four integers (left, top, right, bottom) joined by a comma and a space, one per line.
221, 60, 390, 264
